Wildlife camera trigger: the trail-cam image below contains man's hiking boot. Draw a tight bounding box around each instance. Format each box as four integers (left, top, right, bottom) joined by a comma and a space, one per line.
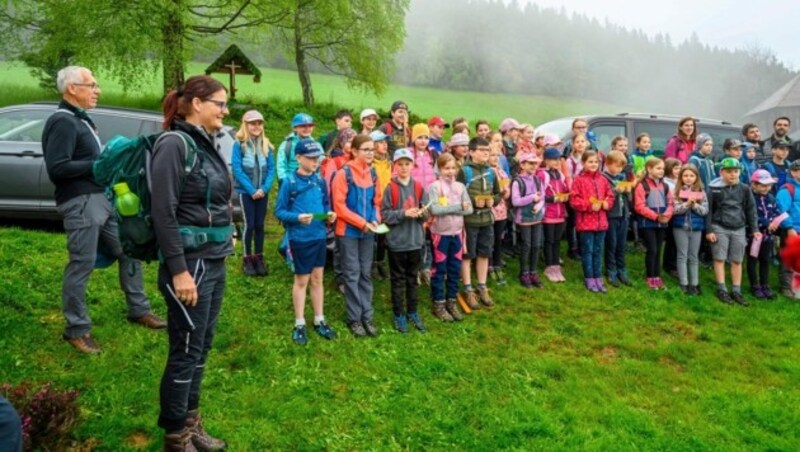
186, 410, 227, 451
477, 286, 494, 308
63, 333, 101, 354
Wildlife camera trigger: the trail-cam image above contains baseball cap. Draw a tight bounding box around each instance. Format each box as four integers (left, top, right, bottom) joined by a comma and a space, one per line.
427, 116, 450, 128
791, 160, 800, 171
242, 110, 264, 123
412, 123, 430, 141
774, 141, 791, 150
723, 138, 743, 150
750, 169, 778, 185
295, 138, 322, 158
518, 153, 542, 164
499, 118, 521, 133
392, 148, 414, 163
544, 147, 561, 160
544, 133, 561, 147
360, 108, 378, 120
448, 133, 470, 147
391, 100, 408, 112
717, 157, 741, 170
369, 130, 390, 142
291, 113, 315, 128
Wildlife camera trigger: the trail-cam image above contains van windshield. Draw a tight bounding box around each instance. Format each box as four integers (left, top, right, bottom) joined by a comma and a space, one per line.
536, 118, 574, 141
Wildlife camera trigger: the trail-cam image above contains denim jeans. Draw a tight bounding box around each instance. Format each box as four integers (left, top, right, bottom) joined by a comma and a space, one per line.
579, 231, 606, 278
431, 234, 462, 301
605, 217, 628, 277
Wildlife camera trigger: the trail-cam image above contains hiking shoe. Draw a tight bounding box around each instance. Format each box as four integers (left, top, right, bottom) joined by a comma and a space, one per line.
292, 325, 308, 345
242, 256, 257, 276
692, 285, 702, 295
445, 299, 463, 321
782, 288, 796, 299
618, 272, 632, 286
363, 320, 379, 337
495, 269, 507, 286
348, 321, 367, 338
407, 312, 427, 333
594, 278, 607, 293
762, 287, 776, 300
529, 272, 543, 288
463, 289, 481, 310
186, 409, 227, 451
519, 273, 533, 289
419, 269, 432, 286
751, 286, 766, 299
163, 428, 198, 452
127, 313, 167, 329
63, 333, 101, 354
680, 284, 691, 295
314, 321, 336, 340
253, 254, 268, 276
394, 315, 408, 333
730, 291, 750, 307
715, 289, 734, 305
432, 302, 454, 322
477, 286, 494, 308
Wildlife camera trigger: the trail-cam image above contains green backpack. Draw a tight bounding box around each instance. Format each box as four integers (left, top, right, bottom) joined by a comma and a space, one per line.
93, 131, 199, 262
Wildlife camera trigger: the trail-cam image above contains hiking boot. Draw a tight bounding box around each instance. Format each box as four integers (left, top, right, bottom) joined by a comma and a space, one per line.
128, 313, 167, 329
242, 256, 257, 276
782, 288, 796, 299
292, 325, 308, 346
495, 269, 507, 286
607, 274, 620, 288
314, 321, 336, 340
419, 269, 432, 286
185, 409, 226, 451
529, 272, 543, 288
715, 289, 734, 305
519, 273, 533, 289
393, 315, 408, 333
253, 254, 268, 276
363, 320, 379, 337
348, 321, 367, 338
445, 299, 463, 321
407, 312, 427, 333
730, 291, 750, 307
432, 301, 454, 322
63, 333, 101, 354
594, 278, 607, 293
585, 278, 599, 293
463, 289, 481, 311
477, 286, 494, 308
762, 287, 776, 300
618, 272, 632, 286
164, 427, 198, 452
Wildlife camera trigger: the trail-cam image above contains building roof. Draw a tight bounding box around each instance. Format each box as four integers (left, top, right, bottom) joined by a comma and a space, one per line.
746, 74, 800, 116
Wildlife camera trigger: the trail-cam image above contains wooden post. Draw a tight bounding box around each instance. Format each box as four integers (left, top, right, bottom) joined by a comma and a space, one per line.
224, 61, 241, 99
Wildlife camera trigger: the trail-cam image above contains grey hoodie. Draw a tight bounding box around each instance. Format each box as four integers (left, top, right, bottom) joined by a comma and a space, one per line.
381, 177, 428, 252
705, 177, 757, 231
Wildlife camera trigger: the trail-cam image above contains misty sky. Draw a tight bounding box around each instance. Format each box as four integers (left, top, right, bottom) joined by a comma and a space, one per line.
520, 0, 800, 69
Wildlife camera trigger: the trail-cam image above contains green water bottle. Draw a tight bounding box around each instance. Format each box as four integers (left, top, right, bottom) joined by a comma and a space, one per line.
113, 182, 140, 217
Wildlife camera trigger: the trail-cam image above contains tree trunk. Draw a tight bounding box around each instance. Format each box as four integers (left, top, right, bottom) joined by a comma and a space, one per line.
294, 7, 314, 106
161, 0, 185, 95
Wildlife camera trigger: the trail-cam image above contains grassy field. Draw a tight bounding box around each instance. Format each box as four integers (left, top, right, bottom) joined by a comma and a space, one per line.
0, 61, 630, 126
1, 223, 799, 450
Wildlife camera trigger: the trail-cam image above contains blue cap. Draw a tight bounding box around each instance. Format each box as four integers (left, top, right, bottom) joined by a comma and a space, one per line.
295, 138, 322, 158
742, 141, 755, 151
291, 113, 315, 128
369, 130, 391, 142
544, 147, 561, 160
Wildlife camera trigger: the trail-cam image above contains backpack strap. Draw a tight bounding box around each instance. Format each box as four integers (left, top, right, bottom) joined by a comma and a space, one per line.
784, 183, 796, 199
512, 177, 526, 204
390, 180, 400, 209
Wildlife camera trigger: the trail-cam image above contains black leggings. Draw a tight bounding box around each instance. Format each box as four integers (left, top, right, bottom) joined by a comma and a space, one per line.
747, 236, 772, 287
662, 225, 677, 272
492, 219, 506, 268
519, 224, 543, 273
642, 228, 666, 277
544, 222, 566, 266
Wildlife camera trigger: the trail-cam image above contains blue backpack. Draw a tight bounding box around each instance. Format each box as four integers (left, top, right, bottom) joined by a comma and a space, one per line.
461, 165, 495, 190
277, 173, 326, 271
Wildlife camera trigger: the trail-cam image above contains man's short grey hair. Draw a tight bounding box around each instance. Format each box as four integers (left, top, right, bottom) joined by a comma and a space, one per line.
56, 66, 91, 94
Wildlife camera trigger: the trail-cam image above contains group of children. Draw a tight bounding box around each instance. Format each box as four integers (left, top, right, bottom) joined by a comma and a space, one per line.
232, 106, 796, 344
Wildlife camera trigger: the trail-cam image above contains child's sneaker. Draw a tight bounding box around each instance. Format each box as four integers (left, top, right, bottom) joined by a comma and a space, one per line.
431, 301, 454, 322
445, 299, 463, 321
655, 277, 667, 290
529, 272, 543, 288
607, 273, 620, 287
348, 321, 367, 337
477, 286, 494, 308
618, 271, 632, 286
363, 320, 379, 337
646, 277, 657, 290
407, 312, 427, 333
393, 315, 409, 333
761, 287, 776, 300
519, 273, 533, 288
556, 266, 567, 282
751, 286, 766, 299
594, 278, 607, 293
314, 321, 336, 340
463, 289, 481, 311
730, 291, 750, 307
292, 325, 308, 346
585, 278, 599, 293
495, 269, 507, 285
544, 266, 559, 282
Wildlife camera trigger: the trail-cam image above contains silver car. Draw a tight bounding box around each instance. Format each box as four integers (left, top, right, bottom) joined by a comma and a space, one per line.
0, 102, 238, 221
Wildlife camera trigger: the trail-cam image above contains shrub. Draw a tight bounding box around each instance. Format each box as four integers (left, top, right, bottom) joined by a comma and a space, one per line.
1, 381, 81, 451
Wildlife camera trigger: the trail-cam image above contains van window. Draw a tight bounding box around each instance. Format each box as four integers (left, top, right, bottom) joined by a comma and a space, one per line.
0, 109, 51, 143
588, 122, 625, 152
703, 126, 740, 160
633, 121, 675, 157
92, 114, 148, 143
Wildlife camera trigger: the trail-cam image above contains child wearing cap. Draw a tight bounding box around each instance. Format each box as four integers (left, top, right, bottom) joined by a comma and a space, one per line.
370, 130, 393, 280
448, 133, 470, 169
427, 116, 450, 154
359, 108, 378, 135
458, 137, 502, 310
706, 157, 760, 305
332, 134, 383, 337
232, 110, 275, 277
717, 139, 751, 184
379, 101, 410, 154
488, 143, 512, 285
602, 150, 633, 287
274, 138, 338, 345
672, 165, 708, 295
634, 158, 674, 290
748, 169, 780, 300
381, 148, 429, 332
688, 133, 716, 189
277, 113, 316, 183
499, 118, 521, 172
775, 160, 800, 297
570, 151, 614, 293
512, 153, 546, 288
425, 153, 472, 321
538, 147, 570, 282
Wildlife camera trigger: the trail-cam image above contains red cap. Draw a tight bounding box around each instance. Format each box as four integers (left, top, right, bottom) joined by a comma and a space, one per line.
427, 116, 450, 128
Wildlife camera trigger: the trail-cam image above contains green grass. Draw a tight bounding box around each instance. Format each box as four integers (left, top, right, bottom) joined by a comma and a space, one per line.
0, 60, 630, 126
1, 224, 799, 450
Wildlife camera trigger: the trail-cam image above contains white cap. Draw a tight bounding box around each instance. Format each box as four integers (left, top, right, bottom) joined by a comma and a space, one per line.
360, 108, 378, 120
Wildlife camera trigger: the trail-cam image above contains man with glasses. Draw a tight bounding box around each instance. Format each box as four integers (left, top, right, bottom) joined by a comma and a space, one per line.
42, 66, 165, 354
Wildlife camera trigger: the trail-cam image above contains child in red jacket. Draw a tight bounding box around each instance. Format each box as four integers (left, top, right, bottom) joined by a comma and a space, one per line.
570, 151, 614, 293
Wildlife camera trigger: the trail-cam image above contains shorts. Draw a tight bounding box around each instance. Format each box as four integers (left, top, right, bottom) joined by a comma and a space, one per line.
710, 224, 746, 263
465, 224, 494, 260
290, 239, 327, 275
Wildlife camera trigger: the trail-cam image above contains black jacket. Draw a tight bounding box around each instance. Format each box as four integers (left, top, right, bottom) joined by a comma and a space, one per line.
151, 120, 233, 275
41, 100, 104, 205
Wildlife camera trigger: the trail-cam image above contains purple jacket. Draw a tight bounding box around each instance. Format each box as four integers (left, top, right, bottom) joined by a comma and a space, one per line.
511, 173, 545, 225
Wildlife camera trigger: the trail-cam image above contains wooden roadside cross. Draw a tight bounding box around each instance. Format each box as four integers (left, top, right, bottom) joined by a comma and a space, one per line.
205, 45, 262, 100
